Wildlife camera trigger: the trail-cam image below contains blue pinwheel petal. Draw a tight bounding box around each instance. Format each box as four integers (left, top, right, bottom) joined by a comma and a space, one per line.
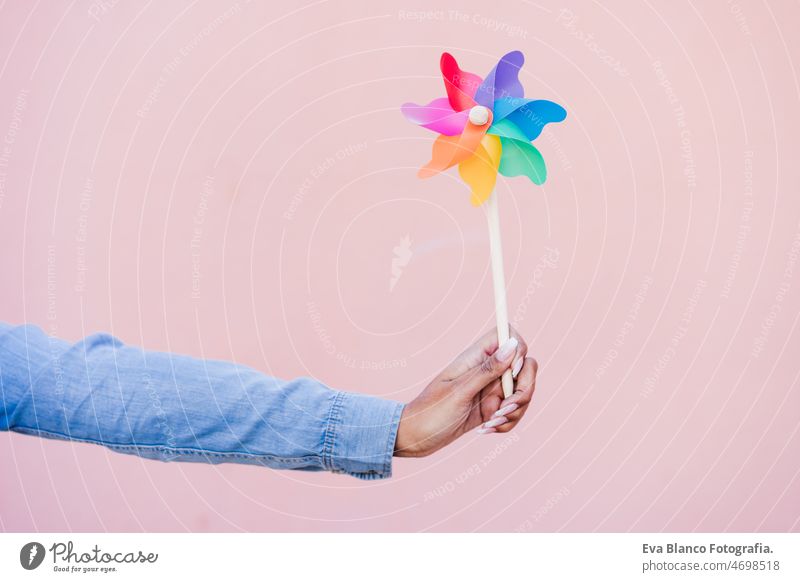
493, 99, 567, 141
492, 96, 528, 120
474, 51, 525, 108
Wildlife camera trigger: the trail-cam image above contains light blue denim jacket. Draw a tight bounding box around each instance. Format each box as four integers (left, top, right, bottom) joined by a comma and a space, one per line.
0, 322, 404, 480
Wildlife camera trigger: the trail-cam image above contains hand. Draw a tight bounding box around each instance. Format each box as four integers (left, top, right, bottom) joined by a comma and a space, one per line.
394, 327, 538, 457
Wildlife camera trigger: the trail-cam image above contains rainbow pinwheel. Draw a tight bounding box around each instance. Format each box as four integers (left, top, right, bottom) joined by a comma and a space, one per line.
401, 50, 566, 206
402, 51, 566, 397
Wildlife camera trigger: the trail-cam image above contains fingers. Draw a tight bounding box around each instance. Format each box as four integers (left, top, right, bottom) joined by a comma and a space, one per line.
444, 328, 502, 379
457, 337, 518, 398
508, 326, 529, 380
443, 326, 528, 380
477, 356, 538, 433
504, 356, 537, 408
479, 382, 503, 422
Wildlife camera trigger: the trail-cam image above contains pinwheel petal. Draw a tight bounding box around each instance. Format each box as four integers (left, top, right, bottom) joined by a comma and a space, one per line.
487, 118, 529, 142
474, 51, 525, 109
493, 99, 567, 141
440, 52, 482, 112
418, 115, 491, 178
401, 97, 469, 136
498, 138, 547, 185
492, 96, 528, 120
459, 135, 502, 206
482, 133, 503, 167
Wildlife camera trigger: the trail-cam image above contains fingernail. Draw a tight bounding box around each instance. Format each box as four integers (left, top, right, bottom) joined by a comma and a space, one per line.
484, 416, 508, 429
477, 427, 497, 435
512, 357, 523, 378
500, 395, 519, 408
494, 403, 518, 418
495, 337, 518, 361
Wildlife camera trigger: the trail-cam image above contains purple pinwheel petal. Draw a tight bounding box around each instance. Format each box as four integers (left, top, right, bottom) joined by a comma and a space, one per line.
474, 51, 525, 109
401, 97, 470, 136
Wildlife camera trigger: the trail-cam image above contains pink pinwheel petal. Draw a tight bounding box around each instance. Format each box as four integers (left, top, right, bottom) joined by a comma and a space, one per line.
440, 52, 482, 112
475, 51, 525, 109
401, 97, 469, 136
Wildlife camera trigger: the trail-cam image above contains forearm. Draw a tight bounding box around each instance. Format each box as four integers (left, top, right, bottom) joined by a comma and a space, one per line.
0, 323, 403, 479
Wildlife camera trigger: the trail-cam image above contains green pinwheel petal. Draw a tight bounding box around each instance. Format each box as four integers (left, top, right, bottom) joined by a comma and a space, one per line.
490, 119, 548, 184
487, 118, 529, 142
498, 137, 547, 185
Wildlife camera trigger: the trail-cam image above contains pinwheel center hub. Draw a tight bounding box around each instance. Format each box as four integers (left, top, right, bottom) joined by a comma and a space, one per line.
468, 105, 491, 126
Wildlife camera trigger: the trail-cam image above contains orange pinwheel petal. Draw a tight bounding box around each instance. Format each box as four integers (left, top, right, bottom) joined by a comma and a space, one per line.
458, 134, 502, 206
418, 112, 492, 178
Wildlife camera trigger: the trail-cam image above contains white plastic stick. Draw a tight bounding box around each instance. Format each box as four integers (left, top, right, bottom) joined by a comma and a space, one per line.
486, 190, 515, 398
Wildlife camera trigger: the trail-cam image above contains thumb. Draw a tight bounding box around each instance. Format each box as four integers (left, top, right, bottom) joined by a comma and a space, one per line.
458, 337, 518, 397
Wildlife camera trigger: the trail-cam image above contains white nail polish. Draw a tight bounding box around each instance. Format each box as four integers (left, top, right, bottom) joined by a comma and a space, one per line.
512, 357, 523, 378
495, 337, 518, 361
494, 403, 518, 418
500, 395, 519, 408
484, 416, 507, 429
477, 427, 496, 435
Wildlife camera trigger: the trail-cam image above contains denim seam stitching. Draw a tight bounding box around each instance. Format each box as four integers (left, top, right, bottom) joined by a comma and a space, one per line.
382, 402, 404, 476
12, 426, 311, 464
322, 390, 344, 471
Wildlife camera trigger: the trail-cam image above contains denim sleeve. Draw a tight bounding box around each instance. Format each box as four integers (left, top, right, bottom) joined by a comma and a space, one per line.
0, 322, 404, 480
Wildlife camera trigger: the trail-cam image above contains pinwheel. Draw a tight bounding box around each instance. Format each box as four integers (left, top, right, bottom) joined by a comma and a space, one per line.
402, 50, 566, 396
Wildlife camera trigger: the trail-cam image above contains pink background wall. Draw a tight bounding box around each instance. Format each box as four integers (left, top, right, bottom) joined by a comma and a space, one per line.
1, 0, 798, 532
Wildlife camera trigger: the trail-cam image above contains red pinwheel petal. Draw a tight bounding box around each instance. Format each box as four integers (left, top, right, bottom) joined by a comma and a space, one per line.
440, 52, 482, 112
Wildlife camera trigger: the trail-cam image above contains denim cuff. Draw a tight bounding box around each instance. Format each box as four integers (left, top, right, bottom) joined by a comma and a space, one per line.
323, 391, 404, 480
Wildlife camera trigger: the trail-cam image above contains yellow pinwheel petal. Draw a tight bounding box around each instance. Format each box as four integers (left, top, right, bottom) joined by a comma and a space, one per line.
458, 134, 502, 206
